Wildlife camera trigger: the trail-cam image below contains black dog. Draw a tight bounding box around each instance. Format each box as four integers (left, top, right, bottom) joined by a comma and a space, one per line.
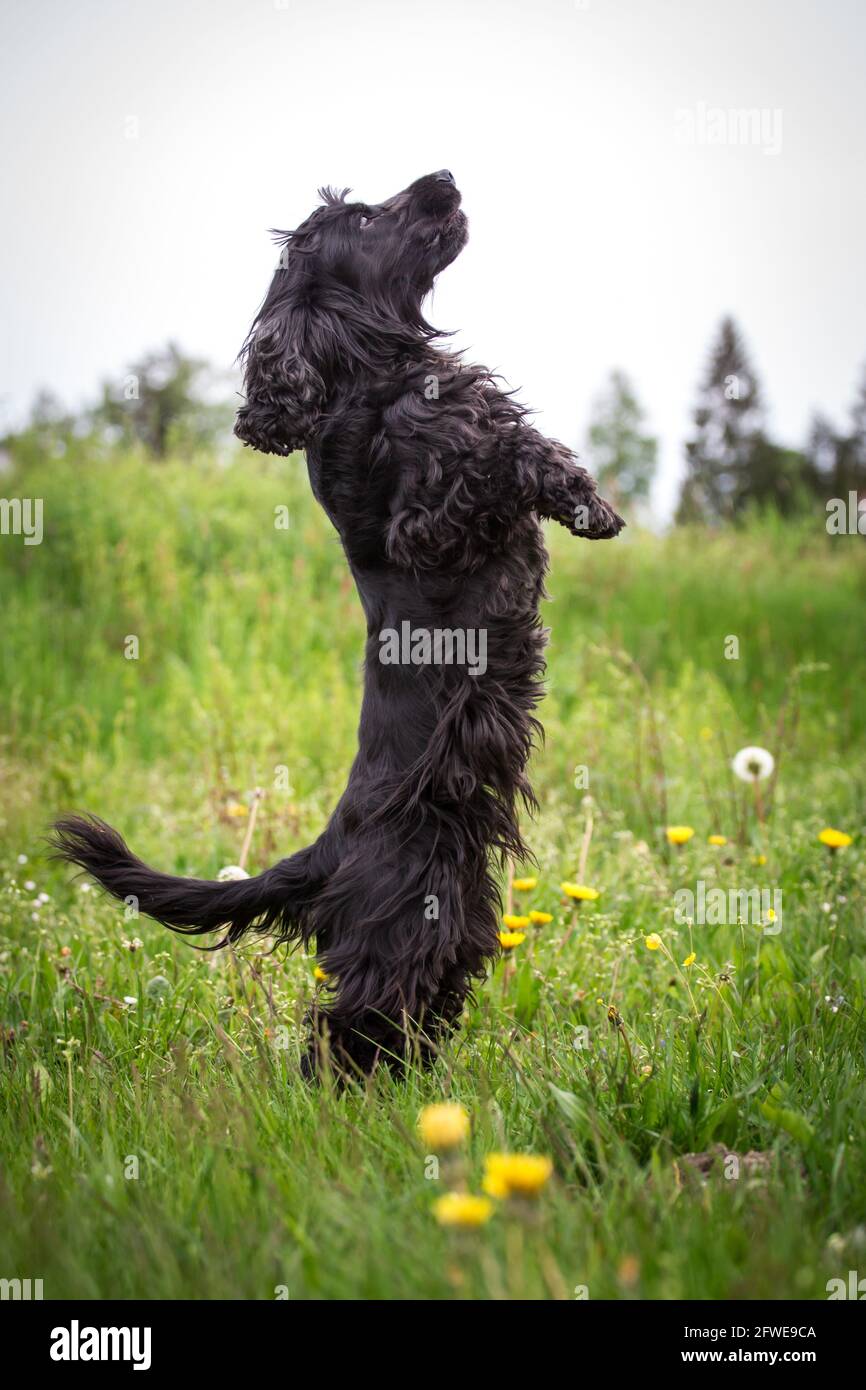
54, 171, 623, 1075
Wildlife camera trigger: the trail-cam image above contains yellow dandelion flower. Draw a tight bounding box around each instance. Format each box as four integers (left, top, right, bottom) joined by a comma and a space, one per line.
498, 930, 526, 950
225, 801, 249, 818
708, 834, 727, 846
502, 914, 530, 928
666, 825, 695, 846
529, 910, 553, 925
754, 853, 767, 866
699, 726, 714, 741
432, 1192, 493, 1228
682, 952, 696, 967
560, 882, 600, 901
483, 1152, 553, 1197
512, 877, 538, 891
313, 965, 329, 982
481, 1171, 509, 1200
819, 827, 853, 850
645, 933, 663, 951
417, 1102, 470, 1150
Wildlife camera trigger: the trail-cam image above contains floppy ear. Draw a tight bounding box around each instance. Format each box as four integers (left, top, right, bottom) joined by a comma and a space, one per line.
235, 231, 329, 457
234, 316, 325, 457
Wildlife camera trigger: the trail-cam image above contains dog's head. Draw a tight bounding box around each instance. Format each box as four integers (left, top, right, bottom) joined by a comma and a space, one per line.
235, 171, 468, 456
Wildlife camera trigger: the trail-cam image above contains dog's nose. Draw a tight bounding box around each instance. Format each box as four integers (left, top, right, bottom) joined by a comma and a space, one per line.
434, 169, 455, 184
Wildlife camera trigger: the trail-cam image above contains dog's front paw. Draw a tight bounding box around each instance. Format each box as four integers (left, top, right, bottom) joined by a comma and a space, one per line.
572, 492, 626, 540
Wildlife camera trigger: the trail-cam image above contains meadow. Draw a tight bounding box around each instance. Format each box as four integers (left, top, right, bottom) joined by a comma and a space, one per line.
1, 445, 865, 1300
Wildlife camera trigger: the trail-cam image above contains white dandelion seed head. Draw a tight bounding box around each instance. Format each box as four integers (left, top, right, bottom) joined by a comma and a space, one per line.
217, 864, 250, 882
732, 745, 775, 783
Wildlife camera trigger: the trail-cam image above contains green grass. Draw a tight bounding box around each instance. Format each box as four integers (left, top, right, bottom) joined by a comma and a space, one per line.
1, 446, 865, 1299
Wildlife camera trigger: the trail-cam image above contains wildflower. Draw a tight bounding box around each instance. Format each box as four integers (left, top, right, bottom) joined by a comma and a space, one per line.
483, 1152, 553, 1197
529, 910, 553, 925
225, 801, 248, 818
17, 854, 28, 865
481, 1170, 510, 1199
502, 914, 530, 928
666, 826, 694, 846
24, 879, 36, 891
732, 746, 774, 783
640, 1064, 653, 1077
699, 726, 714, 741
682, 952, 696, 967
432, 1192, 493, 1227
560, 882, 600, 901
313, 966, 329, 983
754, 853, 767, 866
645, 933, 663, 951
707, 834, 727, 846
217, 864, 250, 882
121, 937, 144, 953
818, 828, 852, 850
498, 930, 526, 950
512, 877, 537, 891
418, 1102, 470, 1150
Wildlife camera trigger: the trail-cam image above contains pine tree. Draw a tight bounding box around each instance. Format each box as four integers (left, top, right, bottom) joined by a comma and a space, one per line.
586, 369, 657, 516
676, 317, 764, 524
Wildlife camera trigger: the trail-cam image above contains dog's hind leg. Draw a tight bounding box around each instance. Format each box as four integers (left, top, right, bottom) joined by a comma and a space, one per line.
304, 837, 499, 1078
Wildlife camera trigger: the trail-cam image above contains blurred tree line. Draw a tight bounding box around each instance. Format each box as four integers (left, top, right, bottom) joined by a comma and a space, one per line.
588, 316, 866, 524
3, 327, 865, 526
2, 343, 236, 467
676, 317, 866, 524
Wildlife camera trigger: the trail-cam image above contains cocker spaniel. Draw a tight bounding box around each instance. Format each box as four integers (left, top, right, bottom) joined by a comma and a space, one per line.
54, 170, 624, 1076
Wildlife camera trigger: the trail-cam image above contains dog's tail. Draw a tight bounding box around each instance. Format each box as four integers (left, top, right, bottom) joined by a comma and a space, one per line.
51, 814, 330, 947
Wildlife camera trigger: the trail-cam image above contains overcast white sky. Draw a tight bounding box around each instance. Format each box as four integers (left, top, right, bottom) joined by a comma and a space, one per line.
2, 0, 865, 517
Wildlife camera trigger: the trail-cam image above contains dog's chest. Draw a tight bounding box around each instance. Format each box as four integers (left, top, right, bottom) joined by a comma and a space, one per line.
304, 449, 329, 515
305, 437, 391, 553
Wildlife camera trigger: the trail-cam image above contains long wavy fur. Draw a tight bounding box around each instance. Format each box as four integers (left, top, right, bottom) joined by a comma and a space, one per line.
53, 171, 624, 1076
